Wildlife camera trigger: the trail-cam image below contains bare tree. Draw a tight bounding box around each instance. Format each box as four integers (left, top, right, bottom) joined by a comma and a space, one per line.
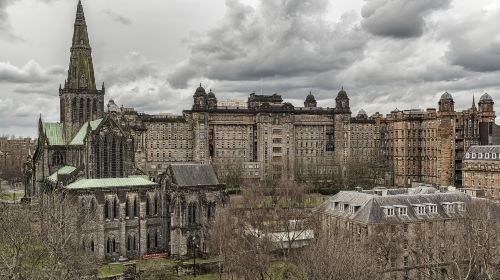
212, 157, 244, 189
0, 192, 98, 280
291, 229, 378, 280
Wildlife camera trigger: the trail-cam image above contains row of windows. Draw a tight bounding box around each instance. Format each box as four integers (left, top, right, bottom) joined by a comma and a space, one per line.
465, 152, 500, 160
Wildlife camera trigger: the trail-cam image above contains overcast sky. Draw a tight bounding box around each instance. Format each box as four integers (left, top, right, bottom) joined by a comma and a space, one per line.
1, 0, 500, 137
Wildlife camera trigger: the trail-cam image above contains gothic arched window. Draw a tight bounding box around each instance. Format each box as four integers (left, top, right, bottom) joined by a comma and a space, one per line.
125, 198, 129, 218
72, 98, 77, 122
104, 200, 109, 219
146, 196, 151, 216
154, 194, 159, 215
133, 197, 138, 217
79, 98, 84, 122
113, 197, 119, 219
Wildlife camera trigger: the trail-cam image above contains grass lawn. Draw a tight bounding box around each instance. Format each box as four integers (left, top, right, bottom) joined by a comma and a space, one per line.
138, 257, 178, 270
181, 274, 218, 280
98, 263, 123, 278
0, 191, 24, 201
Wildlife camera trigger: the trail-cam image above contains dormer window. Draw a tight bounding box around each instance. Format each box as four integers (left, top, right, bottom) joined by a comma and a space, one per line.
442, 202, 455, 214
395, 206, 408, 216
424, 203, 437, 214
382, 206, 395, 216
349, 205, 361, 214
342, 203, 349, 212
478, 153, 483, 159
455, 202, 465, 212
486, 153, 490, 159
493, 153, 497, 159
465, 153, 470, 159
412, 204, 426, 215
472, 153, 477, 159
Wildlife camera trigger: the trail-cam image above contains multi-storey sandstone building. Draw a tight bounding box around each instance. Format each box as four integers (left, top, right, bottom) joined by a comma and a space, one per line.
462, 145, 500, 200
119, 88, 496, 188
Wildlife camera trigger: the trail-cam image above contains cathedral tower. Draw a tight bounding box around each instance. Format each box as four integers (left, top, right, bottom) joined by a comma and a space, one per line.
60, 0, 104, 140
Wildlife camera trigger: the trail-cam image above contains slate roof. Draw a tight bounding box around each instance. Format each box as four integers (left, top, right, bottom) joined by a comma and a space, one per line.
316, 187, 471, 224
69, 119, 102, 145
170, 164, 220, 187
47, 165, 77, 183
42, 123, 66, 146
65, 177, 157, 190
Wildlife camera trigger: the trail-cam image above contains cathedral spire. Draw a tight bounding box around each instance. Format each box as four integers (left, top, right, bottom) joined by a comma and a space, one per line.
66, 0, 96, 91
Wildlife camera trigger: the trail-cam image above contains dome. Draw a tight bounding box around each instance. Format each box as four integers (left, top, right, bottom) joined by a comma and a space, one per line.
207, 89, 216, 99
357, 109, 367, 117
440, 92, 453, 101
195, 84, 206, 96
336, 87, 348, 99
305, 92, 316, 102
480, 93, 493, 102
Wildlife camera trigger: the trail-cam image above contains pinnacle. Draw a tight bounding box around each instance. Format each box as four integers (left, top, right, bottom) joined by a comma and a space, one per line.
76, 0, 85, 22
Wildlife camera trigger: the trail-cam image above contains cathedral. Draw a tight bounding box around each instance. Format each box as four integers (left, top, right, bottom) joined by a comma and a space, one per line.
26, 1, 225, 261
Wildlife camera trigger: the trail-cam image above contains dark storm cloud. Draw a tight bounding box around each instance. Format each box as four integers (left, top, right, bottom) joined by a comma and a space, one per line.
168, 0, 369, 88
104, 9, 132, 26
442, 8, 500, 72
361, 0, 450, 38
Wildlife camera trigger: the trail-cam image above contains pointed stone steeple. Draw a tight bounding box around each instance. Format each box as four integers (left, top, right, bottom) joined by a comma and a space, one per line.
60, 0, 104, 141
472, 95, 477, 111
66, 0, 96, 91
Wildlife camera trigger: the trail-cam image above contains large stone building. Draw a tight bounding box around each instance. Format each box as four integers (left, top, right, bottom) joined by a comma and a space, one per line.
462, 145, 500, 200
27, 1, 225, 261
118, 88, 496, 188
316, 186, 500, 279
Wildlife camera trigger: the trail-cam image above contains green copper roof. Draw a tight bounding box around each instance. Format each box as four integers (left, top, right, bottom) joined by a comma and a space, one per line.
65, 177, 157, 190
47, 166, 77, 183
42, 123, 66, 146
69, 119, 102, 146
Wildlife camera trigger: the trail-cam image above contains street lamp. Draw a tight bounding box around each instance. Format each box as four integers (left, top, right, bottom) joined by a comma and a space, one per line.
191, 236, 198, 277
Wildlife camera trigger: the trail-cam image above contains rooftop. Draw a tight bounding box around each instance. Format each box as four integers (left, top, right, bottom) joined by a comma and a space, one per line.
65, 177, 157, 190
69, 119, 103, 145
170, 164, 220, 187
316, 186, 472, 224
42, 123, 65, 146
47, 165, 77, 183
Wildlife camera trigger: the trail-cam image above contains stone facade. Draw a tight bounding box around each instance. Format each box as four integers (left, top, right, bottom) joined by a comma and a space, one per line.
117, 89, 496, 188
462, 145, 500, 200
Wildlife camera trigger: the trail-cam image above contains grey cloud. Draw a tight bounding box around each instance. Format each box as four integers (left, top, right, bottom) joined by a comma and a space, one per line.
0, 60, 62, 84
0, 0, 23, 41
98, 52, 158, 86
361, 0, 450, 38
104, 9, 132, 25
442, 8, 500, 72
168, 0, 369, 88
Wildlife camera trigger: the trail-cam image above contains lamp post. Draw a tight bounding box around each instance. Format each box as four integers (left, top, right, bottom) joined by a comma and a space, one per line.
192, 236, 198, 277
